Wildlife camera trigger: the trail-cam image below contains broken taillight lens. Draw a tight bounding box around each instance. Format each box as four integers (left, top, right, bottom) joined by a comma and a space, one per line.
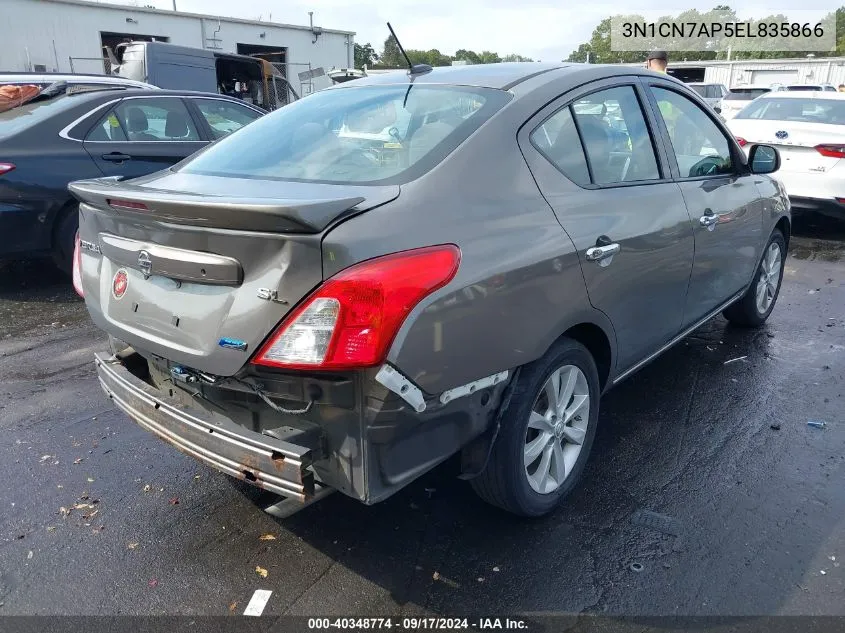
72, 231, 84, 298
735, 137, 748, 147
253, 245, 461, 370
0, 163, 15, 175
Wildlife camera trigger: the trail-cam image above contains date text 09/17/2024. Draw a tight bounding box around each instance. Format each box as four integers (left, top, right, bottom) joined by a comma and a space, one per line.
306, 618, 529, 630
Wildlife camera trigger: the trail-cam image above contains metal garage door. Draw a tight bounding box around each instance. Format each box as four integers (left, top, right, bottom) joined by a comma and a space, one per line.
750, 69, 799, 85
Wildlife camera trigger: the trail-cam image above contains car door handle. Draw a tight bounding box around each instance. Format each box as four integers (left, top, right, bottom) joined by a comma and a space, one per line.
585, 243, 620, 262
101, 153, 131, 162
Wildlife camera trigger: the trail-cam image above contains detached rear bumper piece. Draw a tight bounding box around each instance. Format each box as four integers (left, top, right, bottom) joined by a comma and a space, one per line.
94, 352, 315, 500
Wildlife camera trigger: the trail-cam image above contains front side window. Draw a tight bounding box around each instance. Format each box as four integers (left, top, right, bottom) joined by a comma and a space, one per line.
179, 85, 509, 185
113, 98, 200, 141
652, 87, 733, 178
195, 99, 262, 139
571, 85, 660, 185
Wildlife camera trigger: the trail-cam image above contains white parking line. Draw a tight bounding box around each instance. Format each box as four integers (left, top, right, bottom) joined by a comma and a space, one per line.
243, 589, 273, 616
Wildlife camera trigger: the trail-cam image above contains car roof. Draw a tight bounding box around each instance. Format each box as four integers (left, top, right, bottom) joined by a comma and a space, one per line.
729, 85, 772, 90
0, 72, 156, 89
50, 86, 259, 102
334, 62, 686, 93
757, 90, 845, 100
338, 63, 569, 90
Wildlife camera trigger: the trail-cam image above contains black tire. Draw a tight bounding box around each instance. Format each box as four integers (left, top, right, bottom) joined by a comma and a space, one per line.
51, 205, 79, 276
723, 229, 786, 327
471, 338, 601, 517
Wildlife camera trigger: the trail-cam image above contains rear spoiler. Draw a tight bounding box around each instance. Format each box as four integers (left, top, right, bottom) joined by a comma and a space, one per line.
68, 178, 366, 234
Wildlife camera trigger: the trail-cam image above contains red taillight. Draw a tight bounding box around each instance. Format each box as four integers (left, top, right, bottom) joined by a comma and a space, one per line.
0, 162, 16, 175
735, 137, 748, 147
815, 144, 845, 159
253, 245, 461, 370
72, 231, 84, 298
107, 198, 148, 211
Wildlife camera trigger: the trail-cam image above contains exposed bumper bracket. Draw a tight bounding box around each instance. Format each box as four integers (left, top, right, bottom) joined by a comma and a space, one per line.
375, 364, 426, 413
440, 370, 509, 405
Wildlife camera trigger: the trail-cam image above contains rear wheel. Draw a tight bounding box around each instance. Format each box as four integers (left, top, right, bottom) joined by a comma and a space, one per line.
471, 338, 600, 517
51, 205, 79, 276
723, 229, 785, 327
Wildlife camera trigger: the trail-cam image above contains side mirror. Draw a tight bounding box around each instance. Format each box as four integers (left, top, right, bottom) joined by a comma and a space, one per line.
714, 106, 722, 114
748, 144, 780, 175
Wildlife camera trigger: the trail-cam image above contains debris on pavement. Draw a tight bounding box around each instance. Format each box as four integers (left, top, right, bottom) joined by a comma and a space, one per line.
820, 570, 827, 575
770, 423, 781, 430
424, 487, 436, 498
39, 455, 51, 462
477, 577, 484, 583
493, 566, 500, 572
87, 477, 94, 483
807, 420, 827, 429
229, 601, 238, 613
26, 551, 33, 560
255, 566, 268, 578
724, 356, 747, 365
169, 497, 179, 505
830, 556, 836, 561
128, 542, 139, 550
629, 562, 644, 573
148, 579, 158, 588
143, 484, 152, 492
432, 571, 441, 580
46, 527, 55, 532
259, 534, 277, 541
73, 458, 84, 464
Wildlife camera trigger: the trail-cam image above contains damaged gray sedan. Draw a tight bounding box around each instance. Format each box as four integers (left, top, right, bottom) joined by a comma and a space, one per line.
70, 62, 789, 517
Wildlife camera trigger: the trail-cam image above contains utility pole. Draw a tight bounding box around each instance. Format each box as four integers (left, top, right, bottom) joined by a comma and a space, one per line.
172, 0, 177, 10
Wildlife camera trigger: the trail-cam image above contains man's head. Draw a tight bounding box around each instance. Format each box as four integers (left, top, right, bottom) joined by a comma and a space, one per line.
646, 50, 668, 73
838, 84, 845, 92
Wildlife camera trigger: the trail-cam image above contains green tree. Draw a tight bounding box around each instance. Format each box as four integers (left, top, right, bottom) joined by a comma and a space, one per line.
502, 53, 534, 62
354, 43, 379, 68
380, 35, 404, 68
454, 49, 481, 64
478, 51, 502, 64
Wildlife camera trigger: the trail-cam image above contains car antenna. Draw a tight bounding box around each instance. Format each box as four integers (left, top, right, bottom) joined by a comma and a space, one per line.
387, 22, 432, 77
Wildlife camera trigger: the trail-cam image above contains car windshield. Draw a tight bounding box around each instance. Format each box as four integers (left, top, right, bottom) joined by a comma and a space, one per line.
0, 92, 73, 139
734, 97, 845, 124
179, 84, 510, 185
725, 88, 769, 101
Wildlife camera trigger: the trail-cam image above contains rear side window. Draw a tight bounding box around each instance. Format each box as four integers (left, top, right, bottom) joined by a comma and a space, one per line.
85, 110, 128, 142
179, 85, 510, 185
194, 99, 262, 139
531, 107, 590, 186
113, 98, 200, 141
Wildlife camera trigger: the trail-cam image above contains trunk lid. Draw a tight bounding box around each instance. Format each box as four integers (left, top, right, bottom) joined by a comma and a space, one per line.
729, 120, 845, 174
71, 171, 399, 376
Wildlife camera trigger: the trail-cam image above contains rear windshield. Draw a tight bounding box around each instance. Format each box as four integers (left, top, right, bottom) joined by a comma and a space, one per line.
179, 84, 510, 185
734, 97, 845, 124
725, 88, 769, 101
786, 85, 822, 91
0, 93, 73, 139
688, 85, 707, 97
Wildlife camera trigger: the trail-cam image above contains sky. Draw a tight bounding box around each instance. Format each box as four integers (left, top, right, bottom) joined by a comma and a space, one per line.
110, 0, 838, 62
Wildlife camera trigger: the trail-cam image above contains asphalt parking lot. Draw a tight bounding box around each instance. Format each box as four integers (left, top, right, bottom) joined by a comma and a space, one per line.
0, 214, 843, 617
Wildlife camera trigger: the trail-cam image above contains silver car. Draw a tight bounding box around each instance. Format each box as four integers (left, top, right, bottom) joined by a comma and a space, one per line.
70, 63, 790, 518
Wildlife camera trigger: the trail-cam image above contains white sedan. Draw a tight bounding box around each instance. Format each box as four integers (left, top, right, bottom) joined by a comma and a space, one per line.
726, 91, 845, 220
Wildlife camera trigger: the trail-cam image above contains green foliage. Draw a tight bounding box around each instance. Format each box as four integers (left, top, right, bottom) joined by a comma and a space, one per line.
374, 35, 532, 68
354, 43, 379, 69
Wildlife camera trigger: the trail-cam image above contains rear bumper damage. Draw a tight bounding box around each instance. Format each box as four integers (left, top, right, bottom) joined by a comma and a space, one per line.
95, 352, 316, 501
